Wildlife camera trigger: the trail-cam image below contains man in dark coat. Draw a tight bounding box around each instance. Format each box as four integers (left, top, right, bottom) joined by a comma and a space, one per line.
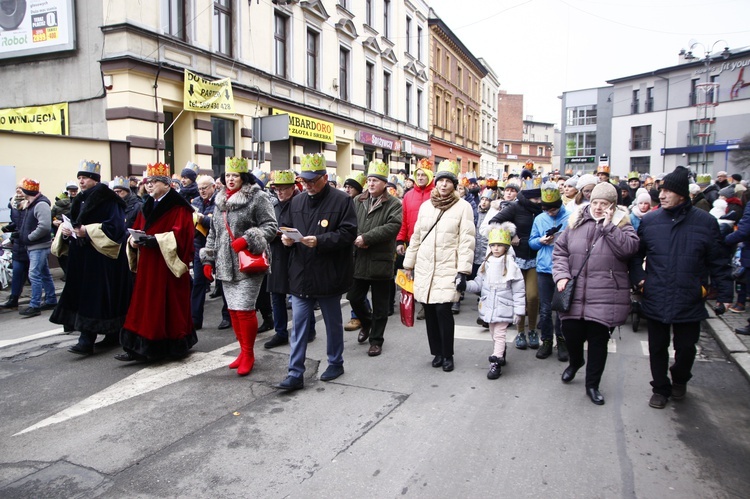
112, 176, 142, 228
489, 187, 542, 350
190, 175, 218, 330
51, 161, 132, 354
630, 166, 731, 410
117, 162, 197, 362
179, 162, 200, 204
347, 160, 402, 357
1, 183, 29, 310
275, 154, 357, 391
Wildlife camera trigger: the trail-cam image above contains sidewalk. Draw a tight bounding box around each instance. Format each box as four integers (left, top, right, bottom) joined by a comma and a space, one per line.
703, 302, 750, 383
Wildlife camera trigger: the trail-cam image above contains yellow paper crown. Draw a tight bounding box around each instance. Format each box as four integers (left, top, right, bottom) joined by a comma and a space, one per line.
22, 178, 40, 193
146, 162, 170, 178
597, 164, 611, 174
79, 160, 101, 176
367, 160, 389, 180
112, 176, 129, 190
541, 182, 561, 204
272, 170, 296, 185
301, 153, 326, 173
225, 157, 248, 174
627, 171, 640, 180
346, 172, 367, 189
488, 228, 512, 246
696, 174, 712, 185
437, 160, 460, 176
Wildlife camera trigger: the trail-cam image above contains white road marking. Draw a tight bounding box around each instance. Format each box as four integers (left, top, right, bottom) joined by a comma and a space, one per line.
0, 327, 66, 349
639, 340, 708, 362
13, 344, 237, 436
456, 326, 618, 352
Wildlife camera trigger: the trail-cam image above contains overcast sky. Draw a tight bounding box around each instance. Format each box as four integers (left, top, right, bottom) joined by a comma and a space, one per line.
428, 0, 750, 126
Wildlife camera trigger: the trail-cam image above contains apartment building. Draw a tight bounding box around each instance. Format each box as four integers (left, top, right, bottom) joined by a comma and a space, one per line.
478, 57, 500, 178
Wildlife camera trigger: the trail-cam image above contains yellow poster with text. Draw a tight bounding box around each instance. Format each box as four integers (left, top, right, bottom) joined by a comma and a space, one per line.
0, 103, 69, 135
183, 69, 235, 113
272, 109, 335, 143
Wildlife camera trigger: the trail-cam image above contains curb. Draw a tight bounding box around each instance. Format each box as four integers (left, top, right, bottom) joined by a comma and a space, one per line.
702, 304, 750, 384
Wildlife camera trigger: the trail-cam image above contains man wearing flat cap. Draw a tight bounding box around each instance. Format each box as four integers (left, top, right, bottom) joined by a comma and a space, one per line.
52, 160, 133, 354
630, 166, 731, 410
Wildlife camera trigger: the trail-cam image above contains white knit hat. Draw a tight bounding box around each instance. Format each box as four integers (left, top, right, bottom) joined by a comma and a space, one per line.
576, 174, 598, 190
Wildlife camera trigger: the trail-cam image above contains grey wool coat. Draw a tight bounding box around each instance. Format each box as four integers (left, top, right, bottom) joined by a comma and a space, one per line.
200, 183, 277, 282
552, 204, 639, 328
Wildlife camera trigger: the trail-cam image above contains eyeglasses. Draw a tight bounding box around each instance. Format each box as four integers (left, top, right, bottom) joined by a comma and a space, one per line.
301, 176, 322, 186
198, 185, 212, 191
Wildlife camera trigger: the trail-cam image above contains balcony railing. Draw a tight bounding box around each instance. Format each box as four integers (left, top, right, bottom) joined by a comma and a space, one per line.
631, 100, 639, 114
630, 138, 651, 150
645, 98, 654, 113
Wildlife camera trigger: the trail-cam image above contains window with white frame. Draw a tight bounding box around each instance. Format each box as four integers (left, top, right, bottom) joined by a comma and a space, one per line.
383, 0, 391, 39
417, 88, 423, 128
339, 47, 350, 101
383, 71, 391, 115
405, 16, 412, 55
366, 61, 375, 110
565, 132, 597, 157
306, 29, 318, 89
274, 13, 288, 78
566, 105, 597, 126
417, 26, 423, 61
406, 82, 412, 124
213, 0, 231, 56
365, 0, 373, 26
164, 0, 185, 39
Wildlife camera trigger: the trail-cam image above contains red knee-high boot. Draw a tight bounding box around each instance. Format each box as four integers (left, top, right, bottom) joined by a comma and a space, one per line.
235, 310, 258, 376
227, 310, 243, 370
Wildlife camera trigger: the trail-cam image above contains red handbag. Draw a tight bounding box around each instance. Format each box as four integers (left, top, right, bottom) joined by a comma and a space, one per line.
224, 213, 269, 274
400, 290, 415, 327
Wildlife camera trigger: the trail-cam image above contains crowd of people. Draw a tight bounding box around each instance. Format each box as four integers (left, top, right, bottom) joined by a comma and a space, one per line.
1, 158, 744, 409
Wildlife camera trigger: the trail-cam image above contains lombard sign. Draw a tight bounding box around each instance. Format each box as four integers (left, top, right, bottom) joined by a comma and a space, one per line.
0, 0, 76, 61
0, 103, 69, 135
356, 131, 402, 152
272, 109, 334, 143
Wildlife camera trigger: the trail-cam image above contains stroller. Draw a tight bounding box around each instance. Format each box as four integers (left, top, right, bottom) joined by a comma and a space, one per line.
0, 235, 12, 290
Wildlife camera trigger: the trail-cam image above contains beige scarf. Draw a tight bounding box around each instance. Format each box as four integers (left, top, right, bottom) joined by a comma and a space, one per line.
430, 189, 459, 211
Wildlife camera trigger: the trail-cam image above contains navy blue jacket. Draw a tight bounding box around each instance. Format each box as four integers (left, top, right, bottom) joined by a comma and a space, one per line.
725, 202, 750, 268
630, 201, 732, 323
281, 183, 357, 298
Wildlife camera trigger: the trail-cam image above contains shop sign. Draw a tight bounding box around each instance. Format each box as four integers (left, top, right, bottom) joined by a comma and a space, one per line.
356, 131, 401, 152
0, 103, 69, 135
402, 140, 432, 157
566, 156, 595, 164
272, 109, 334, 143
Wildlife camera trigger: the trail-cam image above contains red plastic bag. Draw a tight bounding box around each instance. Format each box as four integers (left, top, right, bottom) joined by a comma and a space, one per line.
400, 290, 414, 327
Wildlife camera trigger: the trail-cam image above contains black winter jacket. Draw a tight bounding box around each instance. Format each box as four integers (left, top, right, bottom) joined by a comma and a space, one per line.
489, 192, 542, 261
629, 201, 732, 323
281, 184, 357, 298
267, 194, 294, 294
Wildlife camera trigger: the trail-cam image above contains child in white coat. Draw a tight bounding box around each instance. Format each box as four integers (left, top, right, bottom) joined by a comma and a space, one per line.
465, 222, 526, 379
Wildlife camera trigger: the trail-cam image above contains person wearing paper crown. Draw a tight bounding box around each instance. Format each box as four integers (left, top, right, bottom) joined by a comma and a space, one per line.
346, 159, 402, 357
112, 176, 142, 228
274, 152, 357, 391
343, 171, 367, 198
396, 157, 435, 321
117, 161, 198, 362
403, 158, 475, 372
199, 157, 277, 376
528, 182, 571, 362
465, 222, 525, 379
179, 161, 200, 203
264, 169, 318, 350
51, 160, 133, 355
16, 178, 57, 317
0, 180, 30, 311
553, 182, 639, 406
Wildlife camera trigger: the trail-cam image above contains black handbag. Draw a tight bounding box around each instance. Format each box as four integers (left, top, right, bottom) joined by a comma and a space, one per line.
551, 234, 601, 313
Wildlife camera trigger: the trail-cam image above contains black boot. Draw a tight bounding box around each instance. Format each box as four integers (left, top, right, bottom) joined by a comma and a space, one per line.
257, 314, 274, 333
0, 295, 19, 310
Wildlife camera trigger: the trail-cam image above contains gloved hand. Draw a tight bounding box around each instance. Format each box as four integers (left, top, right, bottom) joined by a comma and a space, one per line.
203, 265, 214, 283
455, 273, 467, 292
138, 235, 159, 248
231, 237, 248, 253
713, 303, 726, 316
2, 222, 16, 233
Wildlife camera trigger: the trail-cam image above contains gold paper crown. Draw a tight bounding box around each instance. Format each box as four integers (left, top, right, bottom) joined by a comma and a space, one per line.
272, 170, 296, 185
367, 160, 389, 179
22, 178, 40, 193
346, 172, 367, 189
488, 228, 512, 246
486, 178, 497, 188
696, 174, 712, 185
301, 153, 326, 172
597, 164, 611, 174
225, 157, 248, 174
437, 160, 460, 176
627, 171, 640, 180
79, 160, 101, 176
112, 176, 129, 190
146, 162, 171, 178
541, 182, 561, 204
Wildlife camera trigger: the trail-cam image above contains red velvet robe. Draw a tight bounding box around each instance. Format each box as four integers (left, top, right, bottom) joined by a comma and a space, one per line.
120, 189, 197, 359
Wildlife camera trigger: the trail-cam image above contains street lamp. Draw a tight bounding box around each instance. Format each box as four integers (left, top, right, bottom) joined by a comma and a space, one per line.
682, 41, 732, 173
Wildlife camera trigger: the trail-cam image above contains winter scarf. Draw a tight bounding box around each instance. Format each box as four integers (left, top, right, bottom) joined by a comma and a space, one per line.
431, 188, 459, 211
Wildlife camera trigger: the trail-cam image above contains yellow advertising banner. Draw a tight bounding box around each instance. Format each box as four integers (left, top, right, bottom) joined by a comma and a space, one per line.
0, 103, 69, 135
183, 69, 235, 113
272, 109, 335, 143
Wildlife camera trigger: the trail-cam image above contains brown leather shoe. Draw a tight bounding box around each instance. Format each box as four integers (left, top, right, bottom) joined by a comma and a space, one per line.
367, 344, 381, 357
344, 318, 361, 331
357, 325, 370, 344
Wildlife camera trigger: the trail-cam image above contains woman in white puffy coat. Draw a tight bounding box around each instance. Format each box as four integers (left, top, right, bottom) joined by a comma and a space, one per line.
403, 166, 475, 372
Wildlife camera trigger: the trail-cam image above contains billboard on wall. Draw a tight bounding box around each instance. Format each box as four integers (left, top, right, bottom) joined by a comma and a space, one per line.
0, 0, 76, 61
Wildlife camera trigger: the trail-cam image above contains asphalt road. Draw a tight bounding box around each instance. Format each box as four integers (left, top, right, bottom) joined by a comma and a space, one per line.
1, 293, 749, 498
